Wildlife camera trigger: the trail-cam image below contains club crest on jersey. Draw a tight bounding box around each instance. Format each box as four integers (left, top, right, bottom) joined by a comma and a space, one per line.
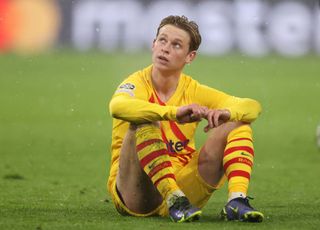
116, 83, 136, 96
119, 83, 135, 90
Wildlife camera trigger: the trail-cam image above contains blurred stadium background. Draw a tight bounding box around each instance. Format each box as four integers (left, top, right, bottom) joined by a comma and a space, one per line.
1, 0, 320, 56
1, 0, 320, 229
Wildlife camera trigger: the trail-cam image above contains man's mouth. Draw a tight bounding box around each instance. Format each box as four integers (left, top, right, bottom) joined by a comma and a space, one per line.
158, 55, 169, 62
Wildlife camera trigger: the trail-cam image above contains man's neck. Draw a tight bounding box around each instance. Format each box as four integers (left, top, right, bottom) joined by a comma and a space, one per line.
151, 67, 181, 103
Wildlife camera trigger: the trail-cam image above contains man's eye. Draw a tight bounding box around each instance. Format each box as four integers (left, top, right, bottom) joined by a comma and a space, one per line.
173, 43, 181, 48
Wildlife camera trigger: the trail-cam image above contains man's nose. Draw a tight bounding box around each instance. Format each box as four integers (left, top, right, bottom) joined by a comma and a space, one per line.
161, 43, 170, 53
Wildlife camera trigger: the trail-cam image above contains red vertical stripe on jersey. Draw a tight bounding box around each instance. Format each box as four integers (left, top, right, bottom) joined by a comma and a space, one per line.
153, 92, 166, 106
150, 91, 195, 154
149, 94, 155, 103
169, 121, 187, 140
169, 121, 195, 153
160, 125, 172, 154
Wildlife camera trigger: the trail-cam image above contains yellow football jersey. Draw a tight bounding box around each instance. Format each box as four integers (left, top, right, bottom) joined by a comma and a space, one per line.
107, 65, 261, 192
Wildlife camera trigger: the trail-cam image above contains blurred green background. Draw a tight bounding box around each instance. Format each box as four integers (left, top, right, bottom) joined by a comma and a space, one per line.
1, 52, 320, 229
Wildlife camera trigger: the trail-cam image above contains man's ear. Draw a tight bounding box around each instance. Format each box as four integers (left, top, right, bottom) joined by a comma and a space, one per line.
186, 51, 197, 64
152, 39, 156, 49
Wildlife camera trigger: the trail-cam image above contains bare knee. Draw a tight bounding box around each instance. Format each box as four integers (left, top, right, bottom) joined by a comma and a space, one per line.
198, 122, 250, 186
214, 121, 250, 141
202, 122, 250, 161
116, 124, 163, 214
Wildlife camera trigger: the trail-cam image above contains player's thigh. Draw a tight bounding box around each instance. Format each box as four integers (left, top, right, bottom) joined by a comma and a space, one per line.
198, 121, 245, 187
175, 152, 226, 208
109, 171, 166, 217
115, 127, 163, 215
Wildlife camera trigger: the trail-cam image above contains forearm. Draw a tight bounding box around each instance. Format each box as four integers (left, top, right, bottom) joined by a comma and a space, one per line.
223, 97, 262, 123
109, 95, 178, 124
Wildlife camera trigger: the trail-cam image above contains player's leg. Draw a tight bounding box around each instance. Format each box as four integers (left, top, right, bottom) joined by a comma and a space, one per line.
174, 150, 226, 211
117, 123, 201, 222
135, 123, 202, 222
198, 121, 264, 222
115, 124, 163, 214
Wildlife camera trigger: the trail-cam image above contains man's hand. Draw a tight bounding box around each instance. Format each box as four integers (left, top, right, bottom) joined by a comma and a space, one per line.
176, 104, 207, 124
203, 109, 231, 132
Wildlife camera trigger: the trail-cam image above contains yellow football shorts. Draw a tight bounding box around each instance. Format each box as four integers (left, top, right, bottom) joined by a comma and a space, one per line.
108, 151, 226, 217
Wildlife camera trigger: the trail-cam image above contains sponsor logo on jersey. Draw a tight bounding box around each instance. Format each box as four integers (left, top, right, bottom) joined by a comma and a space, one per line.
166, 139, 189, 153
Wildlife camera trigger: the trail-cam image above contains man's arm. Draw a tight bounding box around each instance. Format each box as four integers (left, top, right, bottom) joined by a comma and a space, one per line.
109, 94, 178, 124
202, 98, 262, 132
193, 83, 262, 131
110, 94, 206, 124
194, 84, 262, 122
221, 96, 262, 123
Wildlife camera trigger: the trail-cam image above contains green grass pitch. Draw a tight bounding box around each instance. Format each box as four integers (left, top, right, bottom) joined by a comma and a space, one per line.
1, 52, 320, 230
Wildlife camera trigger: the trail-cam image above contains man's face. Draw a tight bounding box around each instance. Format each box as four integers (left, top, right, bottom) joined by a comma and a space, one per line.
152, 24, 196, 73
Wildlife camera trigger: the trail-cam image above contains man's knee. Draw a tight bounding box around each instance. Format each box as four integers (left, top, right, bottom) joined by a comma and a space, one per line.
202, 122, 251, 158
212, 121, 251, 142
199, 123, 253, 178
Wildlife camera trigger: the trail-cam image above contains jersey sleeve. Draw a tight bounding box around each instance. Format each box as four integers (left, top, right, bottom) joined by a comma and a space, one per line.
109, 76, 178, 124
193, 83, 262, 123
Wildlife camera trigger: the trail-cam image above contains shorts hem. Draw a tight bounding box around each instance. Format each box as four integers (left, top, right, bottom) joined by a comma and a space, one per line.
195, 149, 227, 192
110, 181, 165, 217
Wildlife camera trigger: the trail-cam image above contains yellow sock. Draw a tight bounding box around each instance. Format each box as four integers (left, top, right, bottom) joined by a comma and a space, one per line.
136, 124, 181, 201
223, 125, 254, 200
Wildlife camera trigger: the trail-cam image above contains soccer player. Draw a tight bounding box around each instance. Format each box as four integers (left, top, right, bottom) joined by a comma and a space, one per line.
107, 15, 264, 223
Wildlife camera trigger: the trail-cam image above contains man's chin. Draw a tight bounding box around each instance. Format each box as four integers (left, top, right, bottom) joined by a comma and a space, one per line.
153, 62, 170, 71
